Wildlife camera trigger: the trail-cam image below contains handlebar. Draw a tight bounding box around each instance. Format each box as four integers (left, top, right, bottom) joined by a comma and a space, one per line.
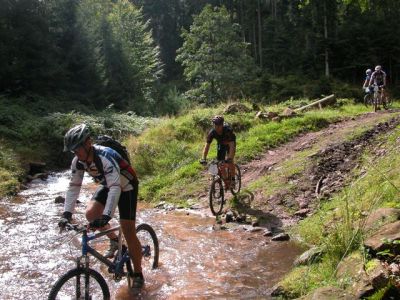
59, 222, 88, 234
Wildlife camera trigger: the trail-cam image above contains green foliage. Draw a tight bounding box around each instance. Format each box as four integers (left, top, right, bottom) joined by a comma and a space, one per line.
281, 124, 400, 296
176, 5, 257, 104
127, 101, 371, 203
0, 0, 162, 114
0, 96, 155, 169
0, 143, 23, 196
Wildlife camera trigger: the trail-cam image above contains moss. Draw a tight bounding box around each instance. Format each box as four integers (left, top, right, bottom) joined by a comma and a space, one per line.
365, 259, 380, 273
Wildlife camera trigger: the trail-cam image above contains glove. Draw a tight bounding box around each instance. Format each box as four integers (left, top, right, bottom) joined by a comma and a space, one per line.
58, 211, 72, 228
89, 215, 111, 228
199, 158, 207, 165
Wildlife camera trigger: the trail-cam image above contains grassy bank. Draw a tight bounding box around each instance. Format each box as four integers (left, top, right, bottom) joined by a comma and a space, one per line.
0, 95, 155, 196
278, 124, 400, 298
127, 100, 373, 204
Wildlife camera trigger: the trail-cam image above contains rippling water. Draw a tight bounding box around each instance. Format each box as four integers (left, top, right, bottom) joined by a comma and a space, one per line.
0, 172, 303, 299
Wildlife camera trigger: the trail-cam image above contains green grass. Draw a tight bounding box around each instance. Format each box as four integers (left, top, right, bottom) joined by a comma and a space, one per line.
130, 100, 374, 203
0, 142, 23, 196
278, 124, 400, 297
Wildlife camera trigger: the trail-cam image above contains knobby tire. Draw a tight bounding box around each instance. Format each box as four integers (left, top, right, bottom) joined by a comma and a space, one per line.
126, 223, 159, 285
230, 164, 242, 195
48, 267, 110, 300
209, 178, 224, 215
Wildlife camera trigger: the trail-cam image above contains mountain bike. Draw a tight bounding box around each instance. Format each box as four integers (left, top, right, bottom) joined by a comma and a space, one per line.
48, 222, 159, 300
371, 84, 388, 112
363, 87, 373, 107
207, 159, 241, 216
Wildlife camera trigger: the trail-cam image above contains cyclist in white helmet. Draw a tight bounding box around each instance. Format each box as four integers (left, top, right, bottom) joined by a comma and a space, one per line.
369, 65, 387, 88
363, 69, 372, 92
369, 65, 387, 107
59, 124, 145, 288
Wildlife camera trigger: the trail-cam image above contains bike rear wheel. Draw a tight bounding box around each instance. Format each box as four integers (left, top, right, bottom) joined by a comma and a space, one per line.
230, 164, 241, 195
125, 223, 159, 286
384, 92, 392, 109
364, 93, 372, 107
48, 267, 110, 300
209, 178, 224, 215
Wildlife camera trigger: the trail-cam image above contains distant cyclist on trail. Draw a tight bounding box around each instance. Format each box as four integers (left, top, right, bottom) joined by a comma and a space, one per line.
369, 65, 387, 101
369, 65, 387, 88
58, 124, 145, 288
363, 68, 372, 93
200, 115, 236, 188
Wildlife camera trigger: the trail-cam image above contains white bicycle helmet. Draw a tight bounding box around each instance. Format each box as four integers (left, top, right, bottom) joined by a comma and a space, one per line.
63, 124, 91, 152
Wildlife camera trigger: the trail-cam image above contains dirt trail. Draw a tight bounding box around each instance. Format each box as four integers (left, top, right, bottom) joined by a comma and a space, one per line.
197, 110, 400, 230
241, 111, 398, 186
239, 110, 400, 229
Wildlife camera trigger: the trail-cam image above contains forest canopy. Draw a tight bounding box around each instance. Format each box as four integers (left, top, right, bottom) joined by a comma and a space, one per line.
1, 0, 399, 114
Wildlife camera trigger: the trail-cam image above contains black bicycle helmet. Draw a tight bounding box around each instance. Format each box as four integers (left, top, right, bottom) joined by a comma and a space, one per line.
212, 115, 224, 125
63, 124, 91, 152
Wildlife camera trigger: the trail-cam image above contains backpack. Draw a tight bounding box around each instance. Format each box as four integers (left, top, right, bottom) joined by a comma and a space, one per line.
94, 135, 131, 164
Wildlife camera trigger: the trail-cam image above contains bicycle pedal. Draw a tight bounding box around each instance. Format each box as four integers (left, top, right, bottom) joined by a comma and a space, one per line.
113, 274, 123, 282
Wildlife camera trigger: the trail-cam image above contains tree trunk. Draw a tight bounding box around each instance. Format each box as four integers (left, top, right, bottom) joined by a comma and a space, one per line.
257, 0, 262, 68
240, 0, 245, 41
323, 0, 330, 78
253, 21, 257, 62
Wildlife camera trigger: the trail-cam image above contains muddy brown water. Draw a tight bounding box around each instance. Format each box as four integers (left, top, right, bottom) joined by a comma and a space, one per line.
0, 172, 303, 299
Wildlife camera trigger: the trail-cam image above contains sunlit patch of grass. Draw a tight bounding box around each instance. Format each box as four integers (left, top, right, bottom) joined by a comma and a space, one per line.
279, 258, 338, 298
279, 125, 400, 297
127, 101, 395, 204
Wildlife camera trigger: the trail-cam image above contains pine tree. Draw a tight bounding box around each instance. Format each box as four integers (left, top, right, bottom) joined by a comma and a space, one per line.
176, 4, 256, 104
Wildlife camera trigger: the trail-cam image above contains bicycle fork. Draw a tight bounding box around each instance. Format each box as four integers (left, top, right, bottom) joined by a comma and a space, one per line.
74, 255, 91, 299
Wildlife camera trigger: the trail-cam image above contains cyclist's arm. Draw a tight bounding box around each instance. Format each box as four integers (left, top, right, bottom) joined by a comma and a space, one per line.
203, 130, 215, 160
202, 142, 211, 160
368, 73, 375, 86
64, 157, 84, 214
101, 156, 122, 218
383, 73, 387, 87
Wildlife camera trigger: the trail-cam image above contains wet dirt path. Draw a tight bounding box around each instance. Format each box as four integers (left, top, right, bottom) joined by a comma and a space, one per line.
0, 172, 303, 299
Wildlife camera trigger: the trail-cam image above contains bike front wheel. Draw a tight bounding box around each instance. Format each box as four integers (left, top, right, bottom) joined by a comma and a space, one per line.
230, 164, 242, 195
373, 92, 379, 112
48, 267, 110, 300
209, 178, 225, 215
364, 93, 372, 107
125, 223, 159, 284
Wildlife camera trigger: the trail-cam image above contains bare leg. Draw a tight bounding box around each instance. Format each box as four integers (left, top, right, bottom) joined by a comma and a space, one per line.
120, 219, 142, 273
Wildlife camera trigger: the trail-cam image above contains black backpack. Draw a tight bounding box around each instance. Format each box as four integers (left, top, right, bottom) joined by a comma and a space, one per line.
94, 135, 131, 164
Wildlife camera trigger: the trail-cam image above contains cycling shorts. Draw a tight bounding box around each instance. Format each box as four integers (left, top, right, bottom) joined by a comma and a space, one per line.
92, 182, 138, 220
217, 142, 236, 161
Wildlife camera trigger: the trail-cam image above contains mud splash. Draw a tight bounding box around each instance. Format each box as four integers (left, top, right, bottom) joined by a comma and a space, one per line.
0, 172, 303, 299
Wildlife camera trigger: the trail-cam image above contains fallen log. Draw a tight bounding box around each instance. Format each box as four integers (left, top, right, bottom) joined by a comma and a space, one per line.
294, 94, 336, 112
